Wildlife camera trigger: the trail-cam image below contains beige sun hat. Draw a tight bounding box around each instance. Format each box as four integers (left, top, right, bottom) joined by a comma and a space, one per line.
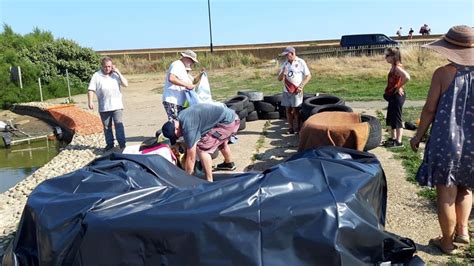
422, 25, 474, 66
180, 50, 199, 63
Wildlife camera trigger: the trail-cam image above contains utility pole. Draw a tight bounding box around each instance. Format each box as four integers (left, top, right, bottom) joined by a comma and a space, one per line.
207, 0, 214, 53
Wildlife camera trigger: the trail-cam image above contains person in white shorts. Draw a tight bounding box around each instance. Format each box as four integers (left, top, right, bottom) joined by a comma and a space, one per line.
277, 47, 312, 134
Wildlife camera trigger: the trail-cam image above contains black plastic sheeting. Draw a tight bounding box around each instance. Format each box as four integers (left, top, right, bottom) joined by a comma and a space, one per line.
3, 147, 421, 265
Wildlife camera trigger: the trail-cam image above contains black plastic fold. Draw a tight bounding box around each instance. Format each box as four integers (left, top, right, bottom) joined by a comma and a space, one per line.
3, 147, 418, 265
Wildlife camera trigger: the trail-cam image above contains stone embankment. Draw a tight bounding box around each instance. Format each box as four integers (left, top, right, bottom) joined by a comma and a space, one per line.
0, 102, 106, 258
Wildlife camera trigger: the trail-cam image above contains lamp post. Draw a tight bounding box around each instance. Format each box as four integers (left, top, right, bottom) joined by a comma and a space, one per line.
207, 0, 214, 53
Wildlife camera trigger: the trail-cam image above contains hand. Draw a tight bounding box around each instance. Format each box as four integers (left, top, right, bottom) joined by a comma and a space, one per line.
297, 85, 303, 93
410, 136, 420, 152
398, 88, 405, 96
112, 65, 120, 74
88, 102, 94, 110
185, 83, 195, 90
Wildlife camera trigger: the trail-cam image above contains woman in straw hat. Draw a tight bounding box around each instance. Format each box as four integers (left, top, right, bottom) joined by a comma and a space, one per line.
410, 25, 474, 255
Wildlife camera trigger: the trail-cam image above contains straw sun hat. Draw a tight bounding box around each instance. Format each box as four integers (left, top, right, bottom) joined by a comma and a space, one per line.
180, 50, 199, 63
423, 25, 474, 66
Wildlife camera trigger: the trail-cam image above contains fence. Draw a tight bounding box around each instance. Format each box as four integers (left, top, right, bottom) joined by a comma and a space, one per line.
98, 36, 440, 61
294, 41, 434, 60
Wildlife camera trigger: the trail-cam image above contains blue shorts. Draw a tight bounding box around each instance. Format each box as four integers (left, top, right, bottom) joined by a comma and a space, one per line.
281, 91, 303, 107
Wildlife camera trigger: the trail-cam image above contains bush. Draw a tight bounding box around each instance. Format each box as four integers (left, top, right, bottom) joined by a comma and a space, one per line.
0, 24, 100, 109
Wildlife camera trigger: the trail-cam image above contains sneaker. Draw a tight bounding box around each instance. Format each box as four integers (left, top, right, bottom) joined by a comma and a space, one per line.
104, 144, 114, 151
385, 140, 404, 148
382, 138, 395, 147
214, 161, 236, 171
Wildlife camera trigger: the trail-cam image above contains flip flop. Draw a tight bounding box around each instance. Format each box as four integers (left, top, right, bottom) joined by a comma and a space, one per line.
429, 237, 461, 255
453, 234, 470, 244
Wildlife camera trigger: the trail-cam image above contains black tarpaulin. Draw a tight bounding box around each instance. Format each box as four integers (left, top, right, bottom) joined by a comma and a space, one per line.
3, 147, 419, 265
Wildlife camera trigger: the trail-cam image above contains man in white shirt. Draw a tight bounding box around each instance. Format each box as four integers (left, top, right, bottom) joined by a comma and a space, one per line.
88, 57, 128, 150
162, 50, 199, 120
277, 47, 312, 134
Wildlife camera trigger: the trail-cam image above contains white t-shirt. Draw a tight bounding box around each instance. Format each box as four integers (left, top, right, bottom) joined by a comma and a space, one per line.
88, 71, 123, 112
163, 60, 193, 106
280, 56, 311, 92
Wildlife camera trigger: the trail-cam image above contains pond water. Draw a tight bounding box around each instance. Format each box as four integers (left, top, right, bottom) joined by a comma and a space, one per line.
0, 140, 65, 193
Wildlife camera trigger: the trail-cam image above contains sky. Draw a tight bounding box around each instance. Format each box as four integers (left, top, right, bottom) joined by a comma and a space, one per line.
1, 0, 473, 51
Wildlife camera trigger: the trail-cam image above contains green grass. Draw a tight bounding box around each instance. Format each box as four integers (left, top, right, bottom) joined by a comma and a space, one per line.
201, 72, 431, 102
376, 109, 436, 200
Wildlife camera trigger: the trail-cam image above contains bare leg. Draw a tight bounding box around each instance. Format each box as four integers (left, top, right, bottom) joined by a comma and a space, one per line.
286, 107, 294, 131
455, 187, 472, 236
197, 150, 214, 182
390, 128, 395, 140
293, 107, 301, 131
395, 127, 403, 143
436, 185, 458, 251
219, 142, 233, 163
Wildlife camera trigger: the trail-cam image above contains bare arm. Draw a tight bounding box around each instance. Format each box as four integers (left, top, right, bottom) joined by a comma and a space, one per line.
298, 74, 312, 92
277, 65, 287, 81
87, 91, 95, 110
396, 66, 410, 95
112, 66, 128, 87
185, 145, 197, 174
193, 70, 205, 85
169, 74, 195, 90
410, 68, 442, 151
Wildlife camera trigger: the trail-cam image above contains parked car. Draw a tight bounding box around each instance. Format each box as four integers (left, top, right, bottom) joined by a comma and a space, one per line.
340, 34, 398, 48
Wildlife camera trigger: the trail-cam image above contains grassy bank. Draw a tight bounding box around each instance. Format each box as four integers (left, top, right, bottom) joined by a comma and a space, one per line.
119, 46, 447, 101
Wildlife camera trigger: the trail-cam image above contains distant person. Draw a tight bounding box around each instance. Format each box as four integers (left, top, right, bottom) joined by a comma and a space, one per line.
382, 47, 410, 147
419, 24, 431, 36
408, 27, 414, 39
161, 103, 240, 182
277, 46, 312, 134
396, 27, 402, 37
162, 50, 199, 120
410, 25, 474, 255
88, 57, 128, 150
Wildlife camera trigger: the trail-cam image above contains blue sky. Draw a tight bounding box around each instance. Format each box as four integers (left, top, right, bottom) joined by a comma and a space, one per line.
1, 0, 473, 51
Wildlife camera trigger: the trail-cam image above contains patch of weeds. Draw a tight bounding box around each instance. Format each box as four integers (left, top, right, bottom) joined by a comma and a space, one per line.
378, 109, 438, 201
251, 121, 270, 162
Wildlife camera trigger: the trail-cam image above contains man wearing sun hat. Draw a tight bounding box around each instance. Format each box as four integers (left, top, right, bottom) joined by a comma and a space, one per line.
162, 50, 199, 120
409, 25, 473, 255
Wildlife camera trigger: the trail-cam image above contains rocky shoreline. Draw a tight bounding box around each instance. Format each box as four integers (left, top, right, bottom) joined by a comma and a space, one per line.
0, 102, 107, 258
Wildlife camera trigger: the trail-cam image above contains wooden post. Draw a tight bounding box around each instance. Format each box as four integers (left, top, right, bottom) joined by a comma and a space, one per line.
66, 69, 72, 102
38, 78, 43, 102
18, 66, 23, 89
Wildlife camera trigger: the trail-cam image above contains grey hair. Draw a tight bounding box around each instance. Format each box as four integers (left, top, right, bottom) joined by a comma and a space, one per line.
101, 56, 113, 66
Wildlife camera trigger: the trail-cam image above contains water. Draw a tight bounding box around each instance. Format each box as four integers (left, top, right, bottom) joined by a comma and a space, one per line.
0, 140, 65, 193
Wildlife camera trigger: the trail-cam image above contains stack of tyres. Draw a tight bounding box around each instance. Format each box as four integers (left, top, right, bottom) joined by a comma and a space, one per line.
237, 90, 262, 122
224, 95, 249, 131
300, 95, 348, 122
254, 93, 282, 120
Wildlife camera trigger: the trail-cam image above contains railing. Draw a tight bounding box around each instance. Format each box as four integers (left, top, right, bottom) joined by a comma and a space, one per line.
294, 40, 434, 60
98, 36, 440, 61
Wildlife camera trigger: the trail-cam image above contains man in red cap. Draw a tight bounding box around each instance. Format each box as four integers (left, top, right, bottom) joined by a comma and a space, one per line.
278, 46, 312, 134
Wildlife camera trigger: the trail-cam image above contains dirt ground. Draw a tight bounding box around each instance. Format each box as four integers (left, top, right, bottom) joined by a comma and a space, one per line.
9, 73, 465, 264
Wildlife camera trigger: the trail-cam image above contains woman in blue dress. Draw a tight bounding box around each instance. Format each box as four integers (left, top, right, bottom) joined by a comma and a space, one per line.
410, 25, 474, 255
